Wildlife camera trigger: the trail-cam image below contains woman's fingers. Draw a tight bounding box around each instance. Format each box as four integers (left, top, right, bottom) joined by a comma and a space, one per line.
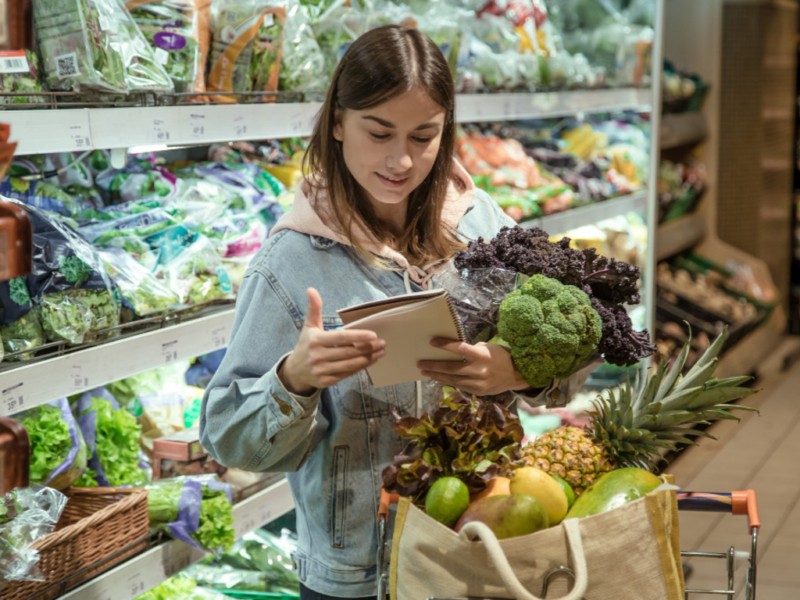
311, 340, 385, 364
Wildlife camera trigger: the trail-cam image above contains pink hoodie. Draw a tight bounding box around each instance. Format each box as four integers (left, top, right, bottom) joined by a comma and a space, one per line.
270, 160, 479, 288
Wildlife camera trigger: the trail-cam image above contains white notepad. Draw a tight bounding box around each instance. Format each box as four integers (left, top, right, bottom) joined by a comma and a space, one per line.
337, 289, 465, 387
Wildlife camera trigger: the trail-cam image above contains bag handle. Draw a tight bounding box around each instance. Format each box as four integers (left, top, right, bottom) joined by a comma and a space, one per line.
458, 519, 588, 600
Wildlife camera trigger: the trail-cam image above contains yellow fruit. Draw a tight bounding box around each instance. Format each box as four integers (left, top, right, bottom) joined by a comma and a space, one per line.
509, 466, 569, 525
425, 476, 470, 528
550, 474, 576, 508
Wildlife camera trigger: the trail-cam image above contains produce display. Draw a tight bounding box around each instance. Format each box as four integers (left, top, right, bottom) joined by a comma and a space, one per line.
658, 159, 707, 222
457, 117, 649, 222
656, 254, 775, 366
2, 0, 654, 106
384, 330, 755, 539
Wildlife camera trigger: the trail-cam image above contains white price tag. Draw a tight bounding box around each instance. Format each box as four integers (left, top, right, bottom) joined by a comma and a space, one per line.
161, 340, 178, 364
190, 113, 206, 137
501, 97, 513, 119
71, 365, 89, 390
94, 586, 114, 600
233, 116, 247, 137
290, 112, 308, 135
152, 119, 170, 143
69, 124, 91, 150
1, 383, 24, 415
211, 326, 227, 349
165, 551, 192, 576
239, 512, 257, 534
257, 505, 273, 526
0, 51, 30, 74
128, 572, 146, 597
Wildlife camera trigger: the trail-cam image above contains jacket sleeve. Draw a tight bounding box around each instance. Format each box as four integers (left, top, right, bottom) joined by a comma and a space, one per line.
200, 267, 329, 472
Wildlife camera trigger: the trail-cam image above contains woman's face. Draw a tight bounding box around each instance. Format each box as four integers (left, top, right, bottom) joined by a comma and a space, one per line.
333, 87, 446, 218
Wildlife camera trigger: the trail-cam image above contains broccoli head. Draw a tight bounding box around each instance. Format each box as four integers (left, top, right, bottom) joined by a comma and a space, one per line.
493, 274, 602, 388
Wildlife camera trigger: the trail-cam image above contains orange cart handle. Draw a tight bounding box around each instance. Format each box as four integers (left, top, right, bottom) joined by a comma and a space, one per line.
677, 490, 761, 531
378, 489, 399, 521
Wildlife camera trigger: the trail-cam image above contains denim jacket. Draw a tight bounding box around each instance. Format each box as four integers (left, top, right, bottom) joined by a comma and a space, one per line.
200, 188, 514, 597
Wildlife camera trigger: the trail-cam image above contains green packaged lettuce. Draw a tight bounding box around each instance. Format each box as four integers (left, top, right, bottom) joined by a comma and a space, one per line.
0, 50, 47, 105
127, 0, 211, 94
33, 0, 174, 94
0, 277, 45, 360
207, 0, 286, 99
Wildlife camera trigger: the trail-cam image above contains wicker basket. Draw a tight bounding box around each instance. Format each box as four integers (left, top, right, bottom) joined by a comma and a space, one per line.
1, 487, 151, 600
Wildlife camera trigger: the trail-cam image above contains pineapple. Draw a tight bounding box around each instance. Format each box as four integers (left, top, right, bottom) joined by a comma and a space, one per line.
519, 328, 756, 495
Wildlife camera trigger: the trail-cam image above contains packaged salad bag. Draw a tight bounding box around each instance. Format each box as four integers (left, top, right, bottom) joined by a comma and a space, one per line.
33, 0, 174, 94
207, 0, 286, 102
0, 276, 46, 360
126, 0, 212, 94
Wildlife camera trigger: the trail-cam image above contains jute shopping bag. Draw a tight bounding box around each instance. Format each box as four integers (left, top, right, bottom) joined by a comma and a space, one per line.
389, 488, 683, 600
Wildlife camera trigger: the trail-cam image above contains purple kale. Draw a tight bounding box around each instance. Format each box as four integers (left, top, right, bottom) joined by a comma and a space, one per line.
591, 298, 657, 366
453, 225, 655, 366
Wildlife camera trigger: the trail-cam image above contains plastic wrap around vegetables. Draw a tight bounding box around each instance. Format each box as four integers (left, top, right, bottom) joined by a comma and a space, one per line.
146, 475, 235, 552
33, 0, 174, 94
441, 225, 655, 383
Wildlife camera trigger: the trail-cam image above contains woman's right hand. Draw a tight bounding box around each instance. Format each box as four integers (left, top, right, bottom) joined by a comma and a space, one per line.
278, 288, 386, 395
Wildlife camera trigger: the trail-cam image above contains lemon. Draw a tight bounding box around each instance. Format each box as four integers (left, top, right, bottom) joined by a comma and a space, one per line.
550, 474, 576, 508
425, 476, 470, 527
509, 466, 569, 525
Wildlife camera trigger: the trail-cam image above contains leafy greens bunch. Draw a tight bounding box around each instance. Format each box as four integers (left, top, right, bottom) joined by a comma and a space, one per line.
453, 225, 656, 366
382, 389, 523, 504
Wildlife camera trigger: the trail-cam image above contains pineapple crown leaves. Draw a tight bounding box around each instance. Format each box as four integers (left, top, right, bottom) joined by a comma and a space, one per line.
381, 390, 523, 503
589, 326, 758, 470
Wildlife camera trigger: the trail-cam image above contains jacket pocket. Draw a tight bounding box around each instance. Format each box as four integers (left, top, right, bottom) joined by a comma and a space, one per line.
330, 445, 349, 549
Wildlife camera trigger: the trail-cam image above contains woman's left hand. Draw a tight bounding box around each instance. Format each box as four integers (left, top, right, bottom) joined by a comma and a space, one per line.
418, 338, 529, 396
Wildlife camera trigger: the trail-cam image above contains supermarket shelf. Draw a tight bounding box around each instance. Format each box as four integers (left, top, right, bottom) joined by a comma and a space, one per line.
61, 477, 295, 600
717, 309, 786, 379
656, 213, 707, 260
660, 112, 708, 149
0, 308, 235, 417
3, 89, 652, 155
523, 191, 647, 234
455, 88, 652, 122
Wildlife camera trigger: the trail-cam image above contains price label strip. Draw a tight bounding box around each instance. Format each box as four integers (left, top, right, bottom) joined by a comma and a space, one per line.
152, 119, 170, 143
71, 365, 90, 390
69, 123, 92, 150
161, 340, 178, 364
211, 326, 227, 349
190, 113, 206, 138
1, 382, 24, 415
233, 116, 247, 137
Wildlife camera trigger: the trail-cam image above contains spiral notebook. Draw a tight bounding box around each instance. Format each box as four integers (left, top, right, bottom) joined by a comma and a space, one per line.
337, 289, 465, 387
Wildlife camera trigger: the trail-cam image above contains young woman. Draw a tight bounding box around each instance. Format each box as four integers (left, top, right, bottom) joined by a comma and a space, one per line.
201, 24, 531, 599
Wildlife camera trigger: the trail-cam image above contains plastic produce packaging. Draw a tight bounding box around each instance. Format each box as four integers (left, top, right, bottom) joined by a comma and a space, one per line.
33, 0, 174, 94
0, 50, 47, 105
73, 387, 149, 487
98, 246, 181, 318
133, 574, 232, 599
154, 234, 235, 306
207, 0, 286, 100
19, 398, 89, 490
0, 277, 45, 360
279, 0, 327, 95
24, 203, 121, 344
146, 475, 235, 552
127, 0, 212, 94
0, 487, 67, 582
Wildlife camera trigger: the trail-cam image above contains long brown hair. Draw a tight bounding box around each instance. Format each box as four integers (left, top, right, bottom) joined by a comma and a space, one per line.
304, 24, 465, 267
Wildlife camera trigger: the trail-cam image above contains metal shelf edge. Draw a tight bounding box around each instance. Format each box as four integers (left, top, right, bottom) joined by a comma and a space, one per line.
60, 477, 295, 600
521, 191, 648, 234
0, 308, 236, 417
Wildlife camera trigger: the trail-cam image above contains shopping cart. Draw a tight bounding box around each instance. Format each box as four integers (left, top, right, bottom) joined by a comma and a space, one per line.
376, 488, 760, 600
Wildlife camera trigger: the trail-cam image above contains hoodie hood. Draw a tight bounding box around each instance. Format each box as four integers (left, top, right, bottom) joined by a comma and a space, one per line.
270, 160, 478, 289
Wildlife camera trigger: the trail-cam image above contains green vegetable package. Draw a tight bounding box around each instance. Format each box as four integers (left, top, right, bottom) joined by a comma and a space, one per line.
19, 398, 89, 490
33, 0, 174, 94
146, 475, 235, 552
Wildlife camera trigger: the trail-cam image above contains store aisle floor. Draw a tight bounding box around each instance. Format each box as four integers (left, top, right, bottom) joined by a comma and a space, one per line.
667, 354, 800, 599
